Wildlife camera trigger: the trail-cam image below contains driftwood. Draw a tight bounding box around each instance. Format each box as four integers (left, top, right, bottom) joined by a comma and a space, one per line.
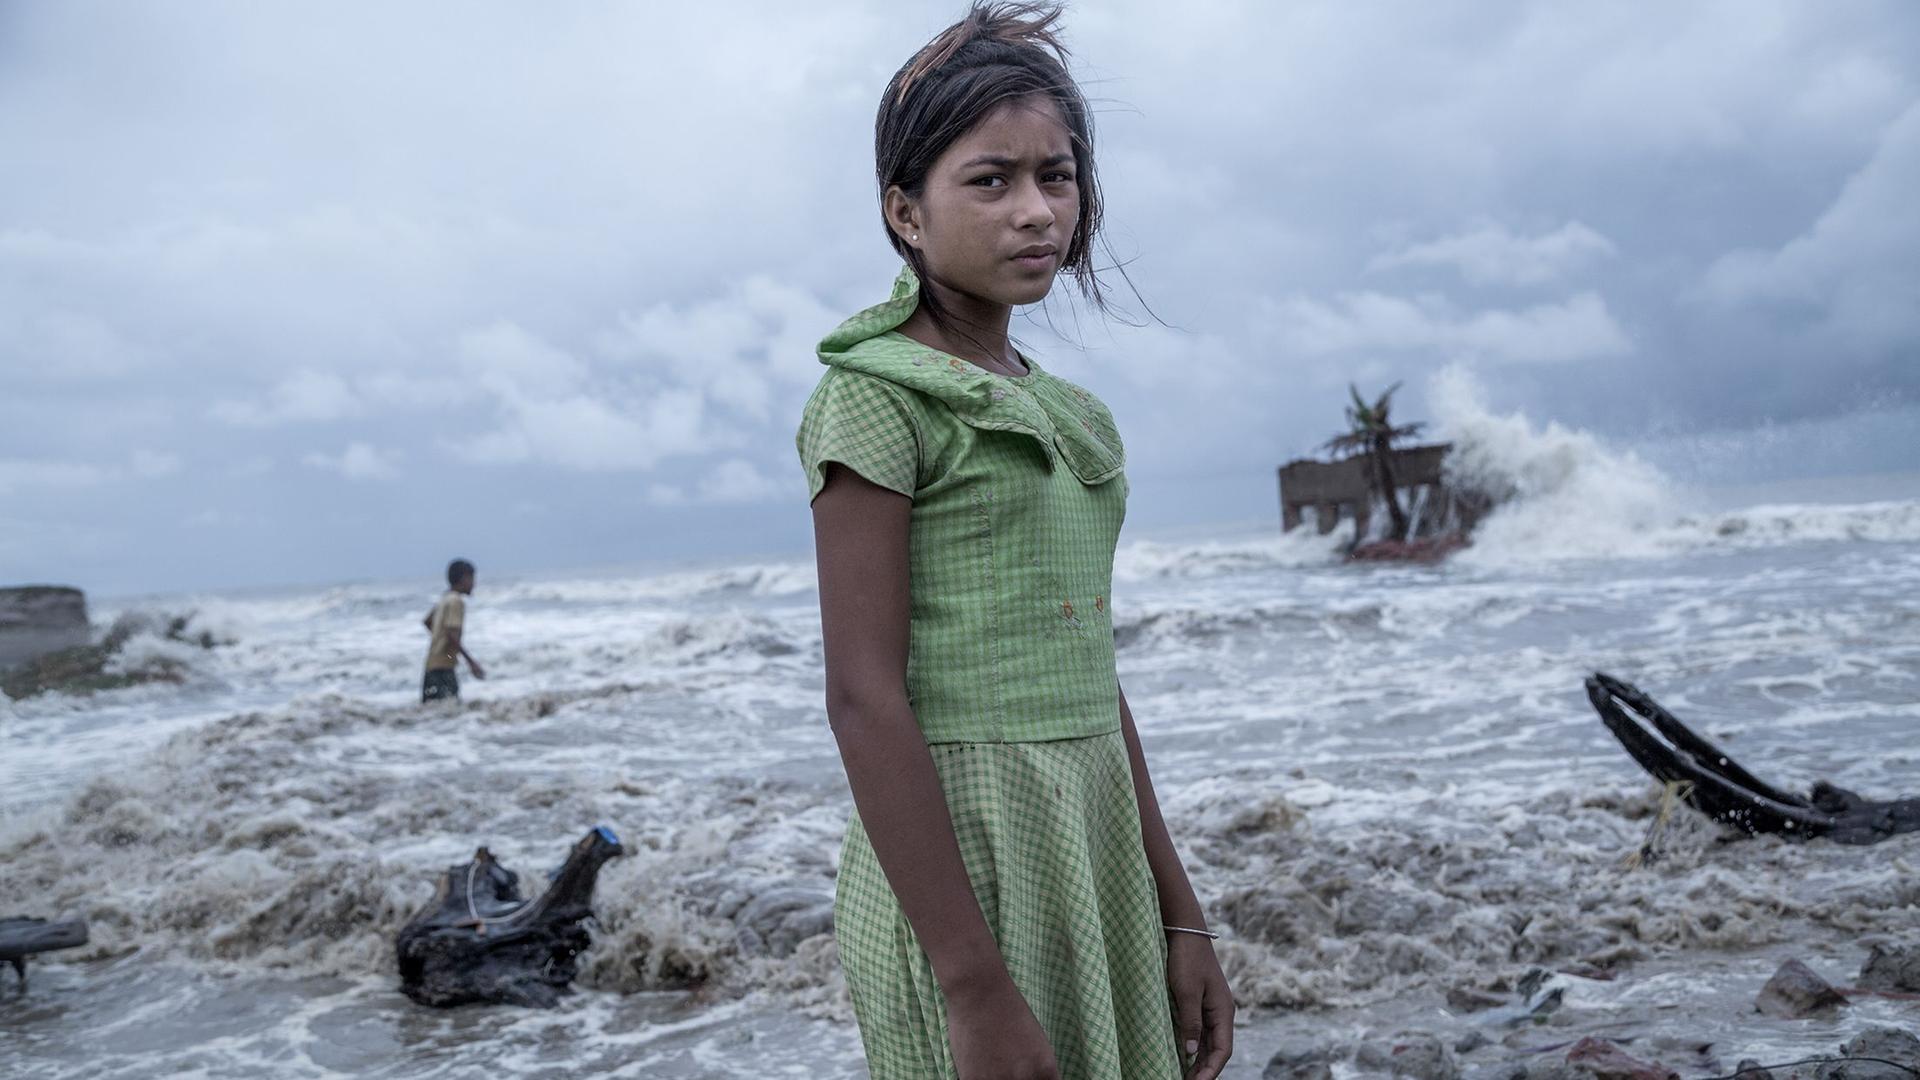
1587, 672, 1920, 845
0, 917, 89, 986
396, 826, 623, 1007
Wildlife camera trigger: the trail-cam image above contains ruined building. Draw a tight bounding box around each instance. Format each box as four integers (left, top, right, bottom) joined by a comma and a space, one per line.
1277, 444, 1488, 542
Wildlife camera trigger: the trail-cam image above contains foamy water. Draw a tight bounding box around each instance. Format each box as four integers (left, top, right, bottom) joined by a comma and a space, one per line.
4, 404, 1918, 1077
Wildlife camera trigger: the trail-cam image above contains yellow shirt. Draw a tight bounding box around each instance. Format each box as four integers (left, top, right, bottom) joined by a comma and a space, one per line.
425, 591, 465, 672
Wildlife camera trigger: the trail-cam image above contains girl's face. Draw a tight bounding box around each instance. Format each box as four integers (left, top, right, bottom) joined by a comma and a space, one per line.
891, 95, 1080, 310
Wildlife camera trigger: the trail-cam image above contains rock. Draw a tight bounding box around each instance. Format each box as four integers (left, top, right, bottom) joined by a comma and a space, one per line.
0, 585, 88, 670
1456, 1031, 1493, 1055
0, 608, 223, 699
1488, 984, 1567, 1028
1859, 942, 1920, 994
1357, 1043, 1394, 1072
1755, 959, 1850, 1019
1386, 1031, 1461, 1080
1263, 1040, 1337, 1080
396, 827, 623, 1008
1843, 1028, 1920, 1063
1813, 1027, 1920, 1080
1564, 1037, 1680, 1080
1449, 986, 1510, 1013
732, 885, 833, 957
1557, 965, 1618, 982
1731, 1061, 1774, 1080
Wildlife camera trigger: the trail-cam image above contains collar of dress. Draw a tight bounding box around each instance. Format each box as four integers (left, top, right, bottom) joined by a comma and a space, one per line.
816, 266, 1124, 486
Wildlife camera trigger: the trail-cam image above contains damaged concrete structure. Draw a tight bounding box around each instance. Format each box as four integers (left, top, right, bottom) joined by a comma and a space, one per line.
0, 586, 90, 671
1277, 444, 1480, 539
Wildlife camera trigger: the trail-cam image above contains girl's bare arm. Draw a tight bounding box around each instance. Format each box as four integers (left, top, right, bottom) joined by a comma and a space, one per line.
1117, 687, 1206, 927
810, 464, 1014, 998
1119, 686, 1234, 1080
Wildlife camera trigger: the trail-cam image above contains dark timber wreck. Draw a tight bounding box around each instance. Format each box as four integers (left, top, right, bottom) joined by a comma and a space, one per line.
1588, 672, 1919, 845
397, 826, 625, 1008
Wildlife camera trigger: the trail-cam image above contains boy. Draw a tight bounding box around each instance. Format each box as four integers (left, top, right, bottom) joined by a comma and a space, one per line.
423, 558, 485, 701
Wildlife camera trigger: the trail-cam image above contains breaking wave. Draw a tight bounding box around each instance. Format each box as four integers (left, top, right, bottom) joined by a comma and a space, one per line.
485, 561, 819, 607
1433, 369, 1679, 565
4, 687, 1912, 1020
1431, 369, 1920, 564
1113, 530, 1349, 582
0, 691, 850, 1010
1114, 600, 1392, 652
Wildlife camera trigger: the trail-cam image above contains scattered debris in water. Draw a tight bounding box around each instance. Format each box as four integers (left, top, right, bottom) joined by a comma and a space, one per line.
396, 827, 624, 1008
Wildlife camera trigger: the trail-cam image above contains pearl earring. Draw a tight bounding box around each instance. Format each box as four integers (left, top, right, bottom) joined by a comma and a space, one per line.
911, 233, 919, 241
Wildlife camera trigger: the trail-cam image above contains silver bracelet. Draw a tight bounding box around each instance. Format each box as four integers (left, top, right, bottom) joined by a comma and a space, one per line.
1162, 924, 1219, 940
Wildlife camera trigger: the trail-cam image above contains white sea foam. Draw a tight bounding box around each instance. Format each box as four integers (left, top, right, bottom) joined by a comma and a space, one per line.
1671, 498, 1920, 548
5, 689, 1913, 1032
1433, 368, 1679, 565
6, 418, 1920, 1076
484, 560, 820, 608
1433, 368, 1920, 564
1113, 529, 1349, 582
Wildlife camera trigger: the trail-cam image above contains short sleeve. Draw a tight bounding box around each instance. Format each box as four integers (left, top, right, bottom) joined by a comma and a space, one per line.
796, 372, 921, 502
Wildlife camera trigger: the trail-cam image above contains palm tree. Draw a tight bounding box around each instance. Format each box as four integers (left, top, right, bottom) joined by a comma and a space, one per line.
1322, 382, 1426, 542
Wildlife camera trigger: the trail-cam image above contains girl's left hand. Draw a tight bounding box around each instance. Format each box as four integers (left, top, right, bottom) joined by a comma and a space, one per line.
1167, 931, 1234, 1080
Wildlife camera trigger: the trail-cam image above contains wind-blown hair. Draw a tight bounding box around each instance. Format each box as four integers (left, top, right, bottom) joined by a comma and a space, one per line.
876, 2, 1111, 329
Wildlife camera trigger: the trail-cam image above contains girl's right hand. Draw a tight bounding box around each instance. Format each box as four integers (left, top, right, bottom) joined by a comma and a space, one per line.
946, 979, 1059, 1080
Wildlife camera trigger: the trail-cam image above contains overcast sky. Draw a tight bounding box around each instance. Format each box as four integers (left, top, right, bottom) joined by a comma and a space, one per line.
3, 1, 1917, 594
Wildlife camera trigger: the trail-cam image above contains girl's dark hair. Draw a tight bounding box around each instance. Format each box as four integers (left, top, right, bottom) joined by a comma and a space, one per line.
877, 2, 1110, 329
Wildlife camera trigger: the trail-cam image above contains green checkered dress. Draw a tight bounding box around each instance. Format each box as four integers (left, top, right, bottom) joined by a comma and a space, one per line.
798, 268, 1181, 1079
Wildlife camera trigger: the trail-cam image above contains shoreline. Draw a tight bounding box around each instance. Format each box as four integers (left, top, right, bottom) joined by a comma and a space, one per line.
5, 937, 1913, 1078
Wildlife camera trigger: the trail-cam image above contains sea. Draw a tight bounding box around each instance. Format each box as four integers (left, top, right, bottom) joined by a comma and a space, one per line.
4, 396, 1918, 1078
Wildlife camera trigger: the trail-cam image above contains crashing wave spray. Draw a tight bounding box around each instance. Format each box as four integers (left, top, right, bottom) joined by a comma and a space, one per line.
1430, 367, 1677, 564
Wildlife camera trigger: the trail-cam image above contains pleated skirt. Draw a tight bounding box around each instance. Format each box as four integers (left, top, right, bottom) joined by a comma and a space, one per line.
834, 730, 1182, 1079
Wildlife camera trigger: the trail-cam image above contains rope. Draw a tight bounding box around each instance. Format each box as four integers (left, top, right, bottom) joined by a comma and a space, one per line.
458, 827, 614, 933
1624, 779, 1694, 869
1692, 1055, 1920, 1080
468, 849, 545, 926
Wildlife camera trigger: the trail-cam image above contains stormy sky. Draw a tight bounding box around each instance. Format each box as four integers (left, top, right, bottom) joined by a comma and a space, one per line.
2, 1, 1916, 594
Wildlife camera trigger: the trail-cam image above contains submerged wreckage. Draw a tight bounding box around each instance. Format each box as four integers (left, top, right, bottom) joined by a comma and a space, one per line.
1277, 385, 1496, 561
397, 826, 624, 1007
1, 917, 88, 986
1587, 672, 1919, 845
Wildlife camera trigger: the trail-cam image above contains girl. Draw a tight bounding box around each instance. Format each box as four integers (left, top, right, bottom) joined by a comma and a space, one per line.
798, 5, 1233, 1078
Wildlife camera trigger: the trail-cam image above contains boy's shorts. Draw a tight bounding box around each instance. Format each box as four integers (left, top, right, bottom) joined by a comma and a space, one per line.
422, 668, 459, 702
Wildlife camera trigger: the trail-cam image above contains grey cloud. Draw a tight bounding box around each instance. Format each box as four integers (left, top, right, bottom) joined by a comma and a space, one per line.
130, 450, 182, 478
1703, 101, 1920, 351
696, 460, 787, 505
1, 0, 1916, 590
441, 276, 835, 475
301, 442, 401, 481
1263, 290, 1631, 365
0, 460, 114, 495
211, 370, 363, 426
1368, 222, 1617, 287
